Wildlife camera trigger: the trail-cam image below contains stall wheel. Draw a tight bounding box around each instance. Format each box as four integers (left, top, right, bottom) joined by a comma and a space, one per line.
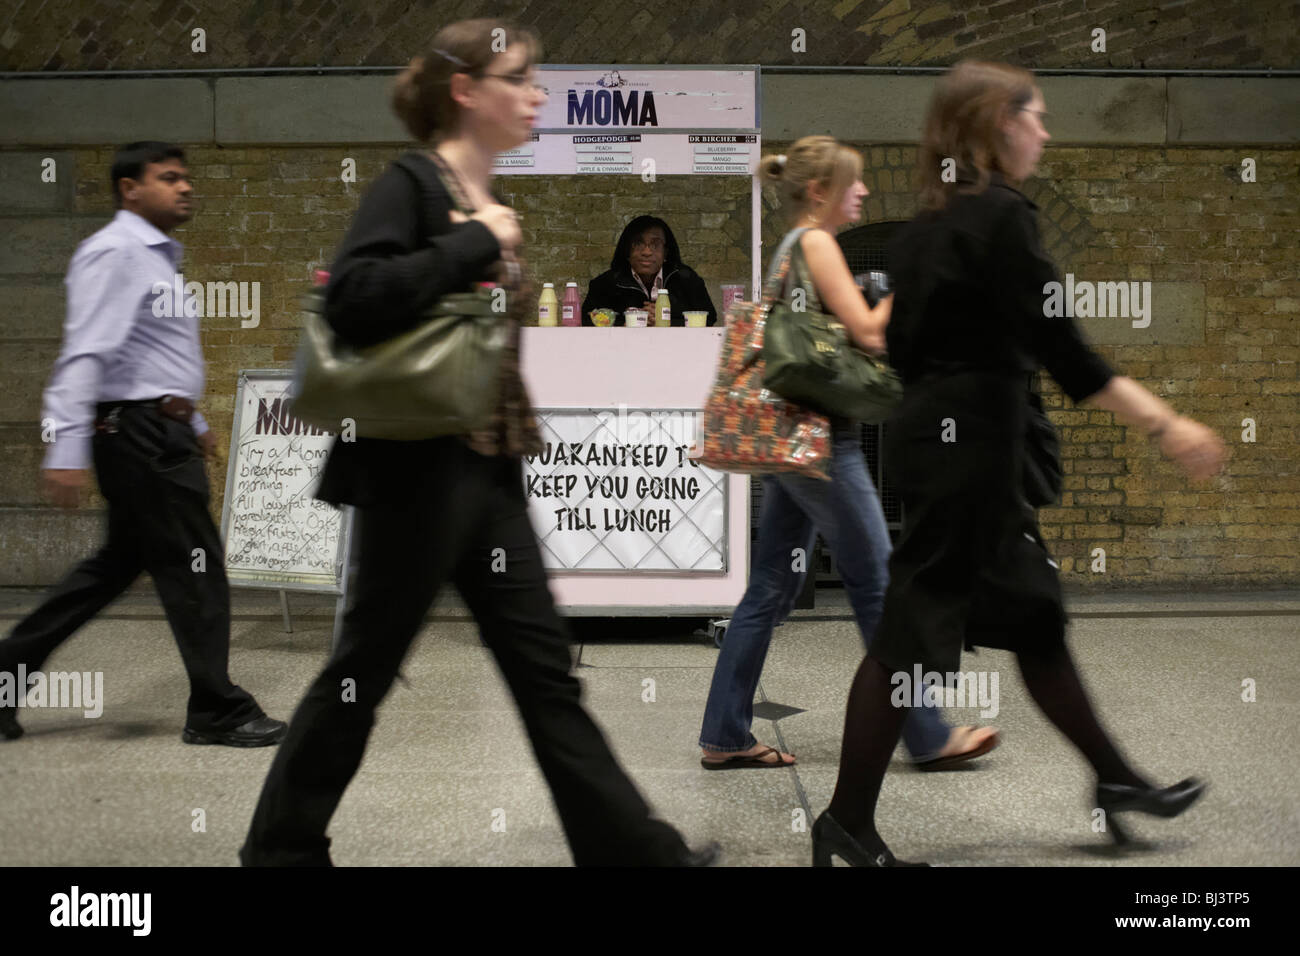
709, 618, 730, 648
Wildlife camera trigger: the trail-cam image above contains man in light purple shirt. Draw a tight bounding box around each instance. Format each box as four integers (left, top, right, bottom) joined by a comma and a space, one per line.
0, 142, 285, 747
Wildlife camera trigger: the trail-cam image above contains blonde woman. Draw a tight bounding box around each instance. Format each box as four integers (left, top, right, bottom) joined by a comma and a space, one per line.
698, 136, 998, 772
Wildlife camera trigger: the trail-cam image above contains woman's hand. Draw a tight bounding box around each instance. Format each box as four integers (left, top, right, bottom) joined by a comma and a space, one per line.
463, 203, 521, 253
1087, 378, 1226, 481
798, 229, 887, 353
1158, 416, 1227, 480
858, 295, 892, 354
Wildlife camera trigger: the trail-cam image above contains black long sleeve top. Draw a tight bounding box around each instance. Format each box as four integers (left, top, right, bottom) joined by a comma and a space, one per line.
324, 151, 502, 348
886, 176, 1114, 404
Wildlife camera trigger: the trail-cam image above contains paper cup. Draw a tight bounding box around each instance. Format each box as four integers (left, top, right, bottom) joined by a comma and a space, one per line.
624, 309, 649, 327
683, 311, 708, 327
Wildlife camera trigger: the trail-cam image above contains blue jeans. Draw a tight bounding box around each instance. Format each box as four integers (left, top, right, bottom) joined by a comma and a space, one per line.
699, 421, 952, 761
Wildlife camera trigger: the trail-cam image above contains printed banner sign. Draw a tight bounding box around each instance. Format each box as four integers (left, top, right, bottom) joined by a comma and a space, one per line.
525, 408, 728, 572
535, 69, 756, 130
494, 68, 758, 176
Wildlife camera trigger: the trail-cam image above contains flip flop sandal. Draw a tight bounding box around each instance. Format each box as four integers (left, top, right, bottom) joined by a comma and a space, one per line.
700, 745, 795, 770
915, 727, 1000, 772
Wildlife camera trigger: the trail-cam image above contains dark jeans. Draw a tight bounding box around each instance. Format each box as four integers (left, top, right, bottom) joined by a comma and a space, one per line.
241, 439, 688, 866
699, 421, 951, 759
0, 404, 262, 731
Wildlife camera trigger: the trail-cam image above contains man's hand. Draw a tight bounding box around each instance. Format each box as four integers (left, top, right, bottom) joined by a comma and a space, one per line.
43, 469, 89, 509
197, 430, 217, 461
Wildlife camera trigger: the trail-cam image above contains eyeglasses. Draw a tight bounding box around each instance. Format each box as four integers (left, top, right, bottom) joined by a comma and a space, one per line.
632, 237, 665, 251
479, 72, 546, 93
1018, 108, 1049, 120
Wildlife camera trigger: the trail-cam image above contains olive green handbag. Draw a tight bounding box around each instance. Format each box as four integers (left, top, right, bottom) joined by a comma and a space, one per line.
290, 155, 508, 440
291, 283, 507, 440
762, 227, 902, 424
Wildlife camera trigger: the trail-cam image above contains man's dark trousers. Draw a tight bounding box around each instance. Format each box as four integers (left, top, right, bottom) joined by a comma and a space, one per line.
0, 404, 262, 731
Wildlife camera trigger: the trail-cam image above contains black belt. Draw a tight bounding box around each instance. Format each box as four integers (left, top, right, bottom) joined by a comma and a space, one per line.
95, 395, 195, 433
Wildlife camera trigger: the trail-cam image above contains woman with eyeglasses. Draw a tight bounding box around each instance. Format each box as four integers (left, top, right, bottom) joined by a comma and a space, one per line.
813, 61, 1226, 867
241, 18, 718, 867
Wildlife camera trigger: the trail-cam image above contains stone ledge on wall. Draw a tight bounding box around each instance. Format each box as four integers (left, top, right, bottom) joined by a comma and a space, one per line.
3, 74, 1298, 147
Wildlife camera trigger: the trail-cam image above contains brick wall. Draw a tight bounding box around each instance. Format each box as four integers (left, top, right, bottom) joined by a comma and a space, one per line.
2, 0, 1297, 589
2, 0, 1296, 71
4, 140, 1293, 587
756, 141, 1299, 587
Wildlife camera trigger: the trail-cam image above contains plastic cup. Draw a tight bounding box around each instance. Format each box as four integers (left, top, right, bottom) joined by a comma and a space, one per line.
683, 311, 708, 327
624, 308, 648, 327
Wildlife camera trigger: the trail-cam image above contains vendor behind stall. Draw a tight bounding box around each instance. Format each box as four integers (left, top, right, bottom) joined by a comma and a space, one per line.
582, 215, 717, 326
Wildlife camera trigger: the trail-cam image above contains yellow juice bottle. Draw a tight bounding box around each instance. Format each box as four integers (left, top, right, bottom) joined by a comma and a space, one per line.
537, 283, 558, 326
654, 288, 672, 327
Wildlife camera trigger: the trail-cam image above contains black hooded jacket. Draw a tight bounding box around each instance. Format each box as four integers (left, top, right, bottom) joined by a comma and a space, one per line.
580, 216, 717, 326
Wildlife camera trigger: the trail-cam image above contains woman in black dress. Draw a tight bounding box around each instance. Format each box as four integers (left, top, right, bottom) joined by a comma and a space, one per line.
241, 18, 717, 866
813, 61, 1227, 866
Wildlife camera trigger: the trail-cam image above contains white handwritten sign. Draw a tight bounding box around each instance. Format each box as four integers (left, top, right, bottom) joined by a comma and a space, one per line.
219, 371, 345, 592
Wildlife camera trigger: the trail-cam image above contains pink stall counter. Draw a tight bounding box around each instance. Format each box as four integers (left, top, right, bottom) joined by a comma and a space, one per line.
518, 326, 750, 615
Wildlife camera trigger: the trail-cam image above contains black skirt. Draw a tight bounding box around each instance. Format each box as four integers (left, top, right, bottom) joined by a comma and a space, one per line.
869, 370, 1068, 676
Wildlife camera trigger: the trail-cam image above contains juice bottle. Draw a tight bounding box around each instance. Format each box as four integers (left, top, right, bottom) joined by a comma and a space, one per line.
537, 283, 558, 326
561, 281, 580, 326
654, 288, 672, 327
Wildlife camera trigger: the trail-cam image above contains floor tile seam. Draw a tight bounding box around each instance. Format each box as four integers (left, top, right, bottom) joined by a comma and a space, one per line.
754, 678, 816, 829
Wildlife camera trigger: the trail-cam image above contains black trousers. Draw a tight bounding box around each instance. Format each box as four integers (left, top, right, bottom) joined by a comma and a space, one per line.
241, 440, 688, 866
0, 404, 262, 731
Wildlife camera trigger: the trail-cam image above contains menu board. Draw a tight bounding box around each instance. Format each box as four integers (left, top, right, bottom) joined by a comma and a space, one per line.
219, 371, 346, 592
494, 132, 757, 175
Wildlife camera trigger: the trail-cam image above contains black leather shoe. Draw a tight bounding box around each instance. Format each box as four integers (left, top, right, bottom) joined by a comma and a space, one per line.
677, 841, 722, 866
1095, 777, 1206, 845
812, 811, 929, 867
0, 704, 22, 741
182, 716, 287, 747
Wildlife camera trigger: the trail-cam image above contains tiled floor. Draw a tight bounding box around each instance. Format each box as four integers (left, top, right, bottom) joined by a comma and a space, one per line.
1, 587, 1296, 866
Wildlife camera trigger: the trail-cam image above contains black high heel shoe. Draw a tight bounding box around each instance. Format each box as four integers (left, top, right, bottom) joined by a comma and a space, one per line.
811, 811, 929, 867
1095, 778, 1206, 845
